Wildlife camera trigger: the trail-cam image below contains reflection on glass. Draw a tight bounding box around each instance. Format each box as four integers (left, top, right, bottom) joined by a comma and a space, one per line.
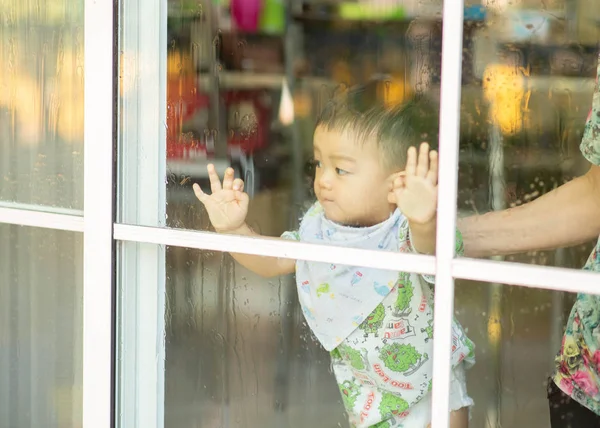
0, 0, 84, 208
454, 4, 600, 428
456, 3, 598, 270
117, 0, 452, 234
0, 225, 83, 428
118, 1, 600, 427
162, 248, 474, 427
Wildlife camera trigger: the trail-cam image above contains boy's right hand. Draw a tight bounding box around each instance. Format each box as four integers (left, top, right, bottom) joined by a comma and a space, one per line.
193, 164, 249, 233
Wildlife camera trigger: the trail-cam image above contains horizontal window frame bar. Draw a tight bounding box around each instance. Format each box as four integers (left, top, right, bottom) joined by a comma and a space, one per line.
113, 223, 437, 275
1, 211, 597, 294
114, 223, 600, 294
453, 257, 600, 293
0, 205, 84, 232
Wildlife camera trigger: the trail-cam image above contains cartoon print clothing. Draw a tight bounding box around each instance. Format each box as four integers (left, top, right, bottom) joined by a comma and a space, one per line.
330, 277, 474, 427
335, 358, 473, 428
283, 203, 415, 351
552, 55, 600, 415
282, 202, 475, 427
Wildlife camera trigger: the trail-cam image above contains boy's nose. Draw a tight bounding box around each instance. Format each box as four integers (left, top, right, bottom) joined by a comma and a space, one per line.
318, 171, 333, 190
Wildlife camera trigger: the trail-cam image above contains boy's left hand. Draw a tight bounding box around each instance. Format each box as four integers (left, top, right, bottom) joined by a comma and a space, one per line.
388, 142, 438, 225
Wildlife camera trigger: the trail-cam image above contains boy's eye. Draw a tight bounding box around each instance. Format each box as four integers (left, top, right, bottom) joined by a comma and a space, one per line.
336, 168, 348, 176
314, 160, 322, 168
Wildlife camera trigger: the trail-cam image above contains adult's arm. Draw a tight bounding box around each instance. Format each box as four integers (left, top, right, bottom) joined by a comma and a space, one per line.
458, 164, 600, 258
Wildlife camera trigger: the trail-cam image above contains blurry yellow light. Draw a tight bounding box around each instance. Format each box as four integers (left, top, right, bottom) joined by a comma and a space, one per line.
378, 74, 411, 108
483, 63, 526, 135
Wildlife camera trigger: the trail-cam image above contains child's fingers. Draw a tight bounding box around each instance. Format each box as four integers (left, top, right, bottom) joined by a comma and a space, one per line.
405, 146, 417, 176
427, 150, 438, 184
222, 167, 235, 190
416, 142, 430, 177
236, 190, 249, 207
192, 183, 208, 203
233, 178, 244, 192
207, 164, 222, 193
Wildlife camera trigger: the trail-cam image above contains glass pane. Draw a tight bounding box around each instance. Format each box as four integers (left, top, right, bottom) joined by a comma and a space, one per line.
0, 225, 83, 428
456, 1, 600, 271
117, 246, 476, 427
0, 0, 85, 209
453, 4, 600, 425
163, 249, 347, 427
455, 279, 579, 428
119, 0, 461, 256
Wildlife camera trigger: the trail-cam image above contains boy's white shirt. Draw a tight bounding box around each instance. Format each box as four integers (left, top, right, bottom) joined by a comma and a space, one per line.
282, 202, 475, 426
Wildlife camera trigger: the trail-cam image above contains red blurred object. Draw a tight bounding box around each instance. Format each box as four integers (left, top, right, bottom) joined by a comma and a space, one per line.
166, 75, 209, 160
223, 90, 270, 154
166, 77, 271, 161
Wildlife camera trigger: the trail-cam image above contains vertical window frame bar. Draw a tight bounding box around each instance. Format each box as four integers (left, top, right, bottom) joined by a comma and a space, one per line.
83, 0, 116, 426
431, 0, 466, 425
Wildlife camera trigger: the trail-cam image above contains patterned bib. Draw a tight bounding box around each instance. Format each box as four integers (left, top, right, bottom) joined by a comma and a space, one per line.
283, 202, 404, 351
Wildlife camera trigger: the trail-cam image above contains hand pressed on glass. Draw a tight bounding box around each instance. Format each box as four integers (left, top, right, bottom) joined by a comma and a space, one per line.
193, 165, 248, 234
193, 163, 296, 279
389, 142, 438, 226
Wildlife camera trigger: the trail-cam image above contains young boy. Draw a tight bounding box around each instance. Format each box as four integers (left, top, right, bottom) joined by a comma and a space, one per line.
193, 88, 475, 428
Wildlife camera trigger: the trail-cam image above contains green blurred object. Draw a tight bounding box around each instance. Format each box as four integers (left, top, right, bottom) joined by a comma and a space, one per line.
338, 2, 405, 20
260, 0, 285, 34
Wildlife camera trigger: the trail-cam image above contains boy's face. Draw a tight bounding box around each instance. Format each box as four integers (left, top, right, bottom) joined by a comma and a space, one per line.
313, 126, 398, 227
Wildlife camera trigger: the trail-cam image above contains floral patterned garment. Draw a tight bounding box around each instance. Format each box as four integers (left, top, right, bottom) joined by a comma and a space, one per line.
552, 55, 600, 413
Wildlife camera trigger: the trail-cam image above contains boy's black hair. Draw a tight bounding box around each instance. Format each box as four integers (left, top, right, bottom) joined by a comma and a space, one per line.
315, 79, 439, 170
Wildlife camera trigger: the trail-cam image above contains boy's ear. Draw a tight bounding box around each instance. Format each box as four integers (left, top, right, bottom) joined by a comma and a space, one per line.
387, 171, 406, 189
388, 171, 406, 180
389, 171, 406, 178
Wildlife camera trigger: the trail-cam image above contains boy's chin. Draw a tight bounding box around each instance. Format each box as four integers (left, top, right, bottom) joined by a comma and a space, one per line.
323, 209, 361, 227
321, 207, 348, 224
324, 208, 391, 228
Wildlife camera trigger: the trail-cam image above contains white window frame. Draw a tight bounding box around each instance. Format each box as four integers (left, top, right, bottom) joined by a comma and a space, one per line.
115, 0, 168, 424
82, 0, 115, 427
0, 0, 598, 427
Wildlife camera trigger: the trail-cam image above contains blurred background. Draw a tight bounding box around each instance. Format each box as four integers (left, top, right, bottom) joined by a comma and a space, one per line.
157, 1, 598, 426
1, 0, 599, 427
